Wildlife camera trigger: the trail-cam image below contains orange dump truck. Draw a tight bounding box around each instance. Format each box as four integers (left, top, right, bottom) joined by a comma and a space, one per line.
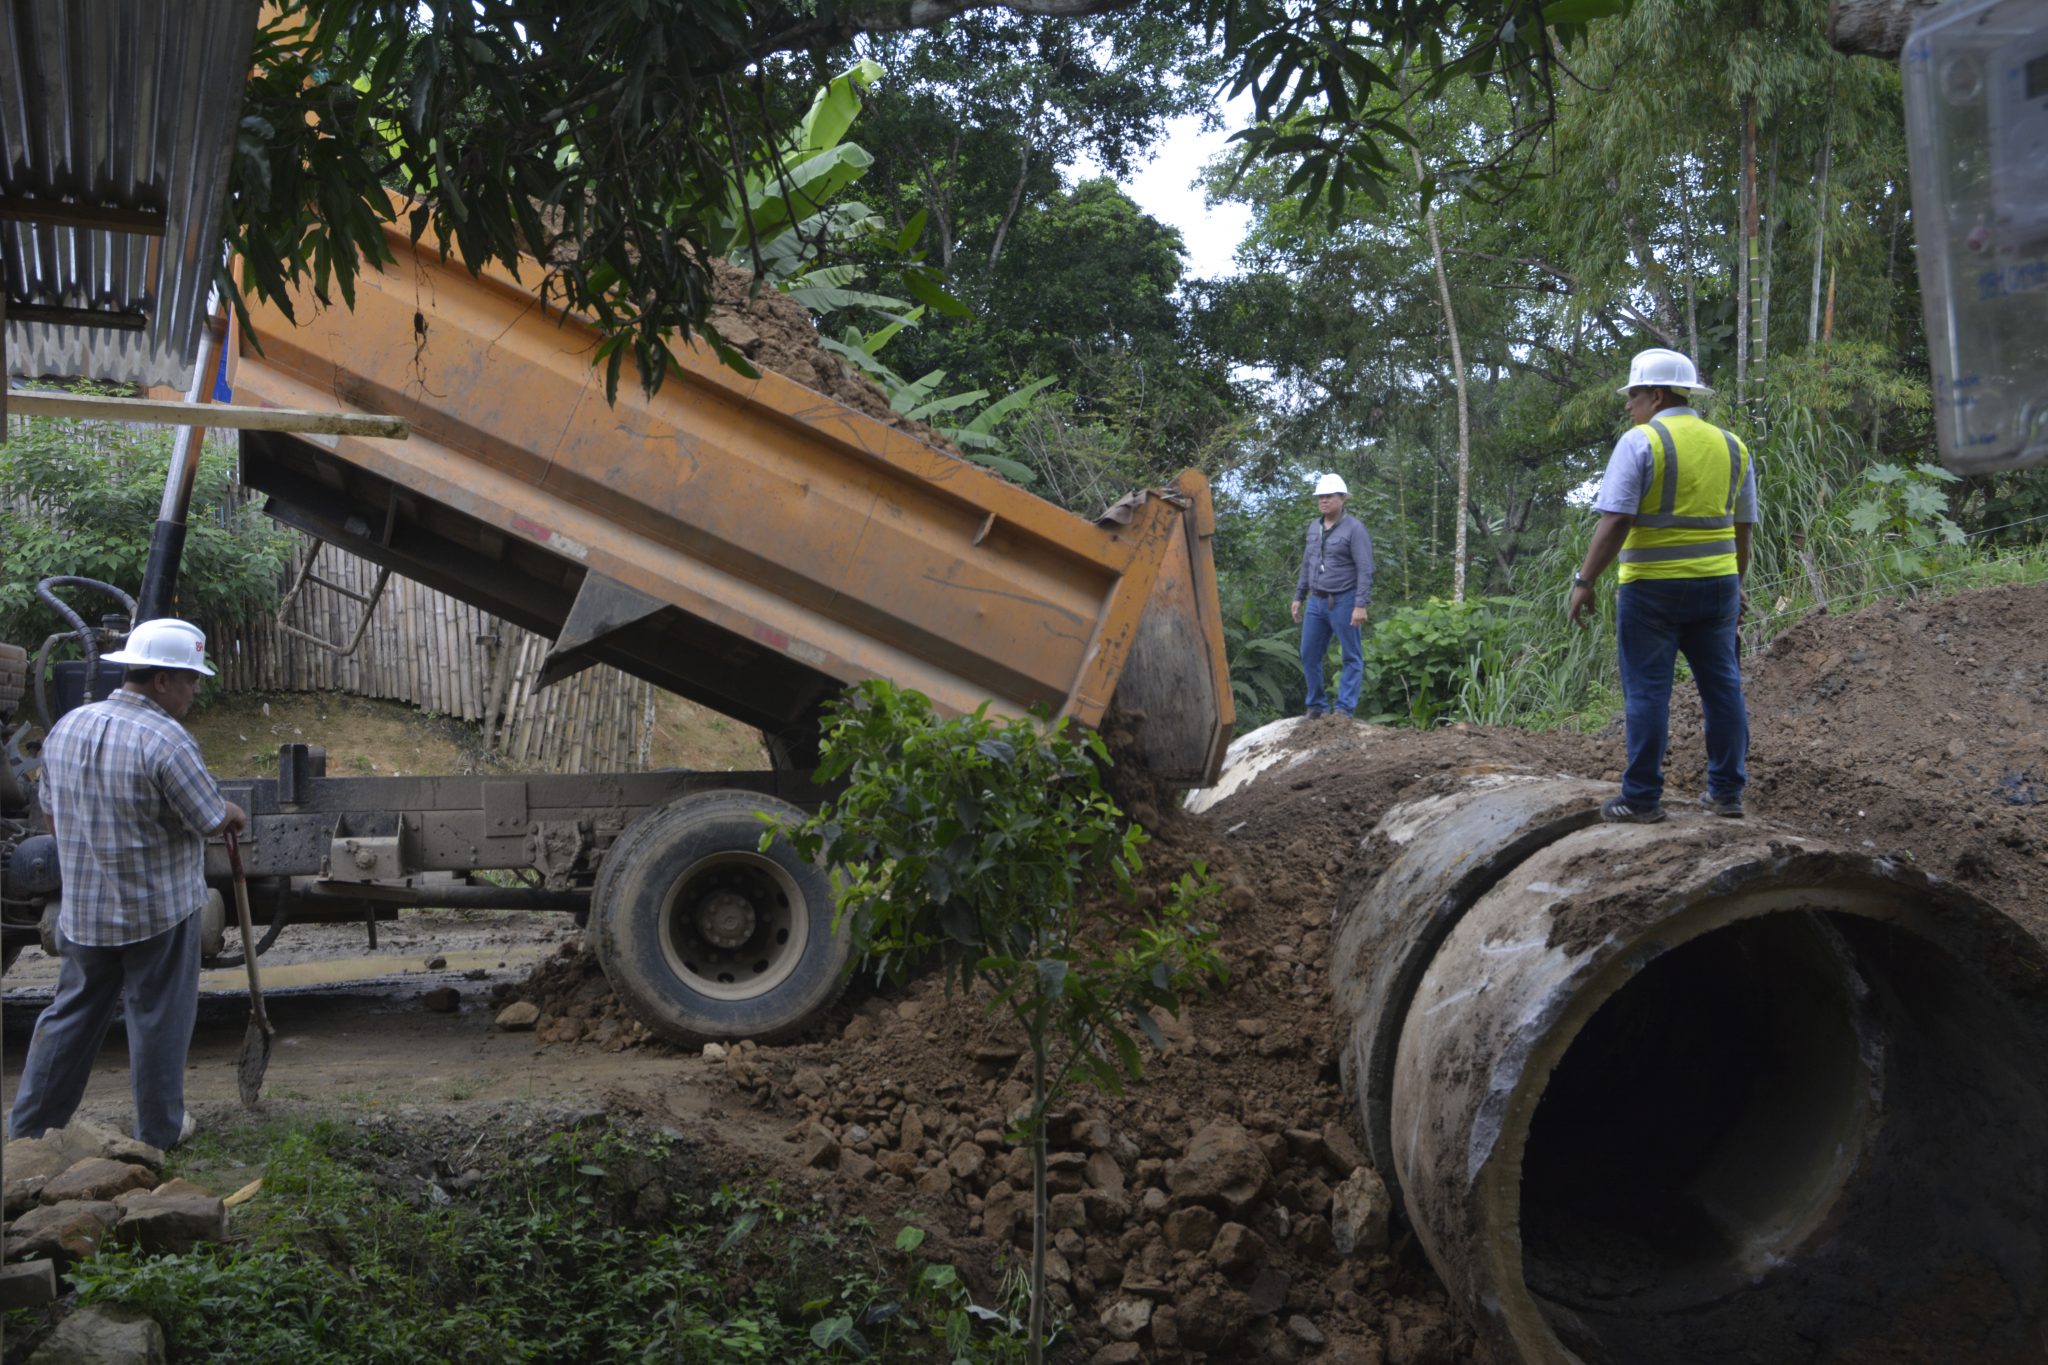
88, 223, 1231, 1044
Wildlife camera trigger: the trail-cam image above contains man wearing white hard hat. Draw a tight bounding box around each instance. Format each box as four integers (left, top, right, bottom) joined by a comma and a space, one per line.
1291, 472, 1375, 719
1568, 349, 1757, 823
9, 619, 247, 1151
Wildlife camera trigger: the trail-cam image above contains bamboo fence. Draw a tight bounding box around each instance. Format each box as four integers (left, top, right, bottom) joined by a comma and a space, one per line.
197, 535, 657, 773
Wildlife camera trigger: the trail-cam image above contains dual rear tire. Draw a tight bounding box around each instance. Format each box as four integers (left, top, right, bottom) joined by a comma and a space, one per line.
589, 789, 849, 1047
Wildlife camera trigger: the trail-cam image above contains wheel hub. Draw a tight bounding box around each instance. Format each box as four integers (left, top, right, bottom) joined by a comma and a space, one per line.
697, 889, 757, 949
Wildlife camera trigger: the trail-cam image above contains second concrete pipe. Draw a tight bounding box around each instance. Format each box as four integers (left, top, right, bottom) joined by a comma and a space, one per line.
1324, 772, 2048, 1364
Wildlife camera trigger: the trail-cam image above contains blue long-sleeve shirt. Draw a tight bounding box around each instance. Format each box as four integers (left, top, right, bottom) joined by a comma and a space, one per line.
1295, 513, 1375, 604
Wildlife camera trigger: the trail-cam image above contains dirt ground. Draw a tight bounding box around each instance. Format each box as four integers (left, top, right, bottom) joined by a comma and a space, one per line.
13, 579, 2043, 1362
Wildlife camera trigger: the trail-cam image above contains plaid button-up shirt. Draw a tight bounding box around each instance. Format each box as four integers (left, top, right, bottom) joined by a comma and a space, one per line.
40, 689, 227, 947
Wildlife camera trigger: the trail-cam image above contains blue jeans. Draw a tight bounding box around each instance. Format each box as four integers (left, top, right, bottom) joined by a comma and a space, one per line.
1300, 591, 1363, 715
8, 913, 201, 1150
1616, 576, 1748, 808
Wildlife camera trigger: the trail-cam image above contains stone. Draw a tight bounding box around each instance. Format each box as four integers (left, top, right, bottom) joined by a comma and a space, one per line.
1323, 1332, 1389, 1365
1150, 1305, 1182, 1351
791, 1066, 828, 1098
114, 1193, 229, 1255
495, 1000, 540, 1031
1084, 1150, 1125, 1197
1234, 1018, 1269, 1037
838, 1150, 876, 1183
947, 1141, 987, 1183
24, 1302, 166, 1365
1097, 1296, 1152, 1341
424, 954, 447, 970
0, 1260, 57, 1309
1386, 1304, 1457, 1365
1119, 1267, 1173, 1302
1166, 1120, 1270, 1214
844, 1125, 870, 1146
877, 1151, 920, 1180
898, 1106, 926, 1153
801, 1125, 840, 1170
1177, 1280, 1253, 1351
1089, 1346, 1142, 1365
1145, 1004, 1195, 1053
4, 1175, 50, 1217
915, 1165, 954, 1199
1330, 1165, 1392, 1256
1045, 1151, 1090, 1195
422, 987, 460, 1013
1247, 1265, 1291, 1317
1047, 1193, 1088, 1232
41, 1159, 155, 1205
982, 1182, 1023, 1245
1042, 1246, 1073, 1284
1295, 1213, 1334, 1258
1139, 1186, 1170, 1216
4, 1201, 120, 1265
1321, 1122, 1367, 1177
701, 1043, 728, 1060
1054, 1226, 1084, 1259
1288, 1314, 1328, 1348
1284, 1128, 1333, 1168
1211, 1221, 1264, 1274
841, 1016, 876, 1043
1164, 1204, 1220, 1253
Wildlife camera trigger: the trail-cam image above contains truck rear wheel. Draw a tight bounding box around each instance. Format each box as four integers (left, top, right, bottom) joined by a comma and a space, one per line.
589, 789, 849, 1046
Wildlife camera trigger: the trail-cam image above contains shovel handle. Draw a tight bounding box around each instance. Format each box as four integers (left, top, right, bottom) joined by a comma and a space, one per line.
224, 829, 272, 1034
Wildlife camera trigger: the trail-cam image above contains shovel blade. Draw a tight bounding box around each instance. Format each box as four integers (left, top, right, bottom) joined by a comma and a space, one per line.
236, 1016, 274, 1107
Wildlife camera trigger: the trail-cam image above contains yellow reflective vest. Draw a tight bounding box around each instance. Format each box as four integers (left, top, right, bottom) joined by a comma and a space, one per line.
1618, 413, 1752, 583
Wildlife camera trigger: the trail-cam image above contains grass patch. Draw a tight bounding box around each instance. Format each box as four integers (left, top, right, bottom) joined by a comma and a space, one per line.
8, 1116, 1023, 1364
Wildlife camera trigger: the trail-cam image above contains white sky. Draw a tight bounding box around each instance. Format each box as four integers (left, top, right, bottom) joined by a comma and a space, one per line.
1067, 100, 1255, 282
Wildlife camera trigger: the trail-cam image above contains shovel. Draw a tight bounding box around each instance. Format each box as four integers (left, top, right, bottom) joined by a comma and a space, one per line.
224, 829, 274, 1105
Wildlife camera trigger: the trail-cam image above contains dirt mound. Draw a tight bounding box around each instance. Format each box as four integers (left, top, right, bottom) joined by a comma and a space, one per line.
704, 261, 964, 455
499, 579, 2048, 1361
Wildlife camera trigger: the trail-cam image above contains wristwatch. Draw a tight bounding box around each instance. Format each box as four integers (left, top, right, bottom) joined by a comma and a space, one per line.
1571, 573, 1591, 589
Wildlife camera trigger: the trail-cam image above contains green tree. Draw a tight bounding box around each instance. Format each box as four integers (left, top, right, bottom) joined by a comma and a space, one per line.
0, 412, 295, 651
776, 681, 1221, 1360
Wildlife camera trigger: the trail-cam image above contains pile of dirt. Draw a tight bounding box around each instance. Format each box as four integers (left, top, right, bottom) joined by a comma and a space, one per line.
703, 261, 965, 456
499, 579, 2048, 1363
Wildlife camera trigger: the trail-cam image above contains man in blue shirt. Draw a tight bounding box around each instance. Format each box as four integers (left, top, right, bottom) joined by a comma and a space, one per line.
1292, 473, 1376, 720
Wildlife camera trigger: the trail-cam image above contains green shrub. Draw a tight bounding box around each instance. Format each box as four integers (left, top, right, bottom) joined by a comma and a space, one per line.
1359, 596, 1513, 725
0, 399, 294, 648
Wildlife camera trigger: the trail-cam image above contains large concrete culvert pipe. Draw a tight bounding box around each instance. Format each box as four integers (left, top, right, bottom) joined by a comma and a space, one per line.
1318, 772, 2048, 1364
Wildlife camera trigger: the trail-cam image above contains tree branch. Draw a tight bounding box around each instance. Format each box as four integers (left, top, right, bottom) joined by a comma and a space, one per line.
1827, 0, 1940, 58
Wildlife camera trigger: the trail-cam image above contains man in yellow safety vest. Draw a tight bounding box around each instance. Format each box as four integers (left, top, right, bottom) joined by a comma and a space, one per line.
1567, 348, 1756, 823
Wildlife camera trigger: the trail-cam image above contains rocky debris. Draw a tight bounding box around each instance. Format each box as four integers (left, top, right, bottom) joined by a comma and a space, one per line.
0, 1259, 57, 1308
24, 1302, 166, 1365
495, 1000, 540, 1031
487, 940, 652, 1050
4, 1201, 120, 1265
40, 1159, 155, 1205
111, 1187, 228, 1256
422, 986, 461, 1013
1330, 1164, 1392, 1256
1166, 1119, 1270, 1214
2, 1126, 235, 1284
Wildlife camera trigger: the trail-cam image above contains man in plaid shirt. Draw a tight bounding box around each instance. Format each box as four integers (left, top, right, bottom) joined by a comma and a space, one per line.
9, 619, 246, 1151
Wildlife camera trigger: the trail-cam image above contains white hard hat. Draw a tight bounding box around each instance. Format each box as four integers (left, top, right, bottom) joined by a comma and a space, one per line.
1617, 347, 1712, 396
101, 619, 216, 676
1314, 473, 1349, 496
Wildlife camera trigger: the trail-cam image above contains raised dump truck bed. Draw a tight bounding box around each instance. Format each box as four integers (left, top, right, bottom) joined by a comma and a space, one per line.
227, 222, 1232, 784
0, 222, 1232, 1043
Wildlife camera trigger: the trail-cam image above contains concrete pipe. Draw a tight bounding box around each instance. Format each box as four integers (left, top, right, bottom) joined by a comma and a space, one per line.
1332, 774, 2048, 1364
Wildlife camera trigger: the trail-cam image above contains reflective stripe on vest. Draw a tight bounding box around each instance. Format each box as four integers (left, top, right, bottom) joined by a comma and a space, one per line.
1617, 414, 1749, 581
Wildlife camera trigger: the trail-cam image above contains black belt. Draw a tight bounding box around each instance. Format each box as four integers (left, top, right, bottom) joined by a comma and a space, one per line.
1309, 589, 1340, 600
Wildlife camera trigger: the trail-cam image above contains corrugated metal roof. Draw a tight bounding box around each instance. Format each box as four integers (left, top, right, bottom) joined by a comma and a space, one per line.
0, 0, 261, 389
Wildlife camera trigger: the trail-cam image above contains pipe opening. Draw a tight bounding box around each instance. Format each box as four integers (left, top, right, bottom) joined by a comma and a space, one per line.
1517, 908, 2048, 1364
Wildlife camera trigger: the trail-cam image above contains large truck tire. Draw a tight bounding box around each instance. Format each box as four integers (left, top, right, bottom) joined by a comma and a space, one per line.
589, 789, 849, 1046
0, 643, 26, 721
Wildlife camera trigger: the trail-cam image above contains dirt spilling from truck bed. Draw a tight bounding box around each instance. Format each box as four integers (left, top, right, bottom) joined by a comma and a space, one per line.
476, 579, 2048, 1362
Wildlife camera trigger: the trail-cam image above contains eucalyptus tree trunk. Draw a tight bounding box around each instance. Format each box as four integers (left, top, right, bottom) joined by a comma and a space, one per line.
1808, 119, 1833, 346
1679, 156, 1702, 363
1757, 132, 1778, 390
1411, 144, 1470, 602
1028, 1027, 1049, 1364
1736, 101, 1756, 403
